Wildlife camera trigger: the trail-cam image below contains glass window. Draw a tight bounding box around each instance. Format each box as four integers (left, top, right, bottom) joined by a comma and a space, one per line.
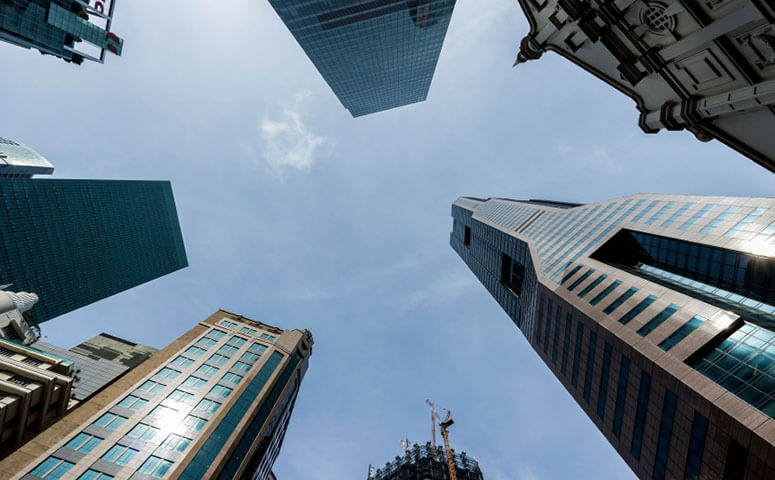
65, 433, 103, 453
725, 207, 767, 238
161, 433, 192, 453
195, 398, 221, 414
157, 367, 181, 380
632, 200, 660, 223
138, 380, 165, 394
559, 265, 583, 285
139, 456, 174, 478
619, 295, 658, 325
700, 205, 739, 234
567, 268, 595, 292
240, 352, 261, 363
219, 320, 238, 328
543, 298, 552, 354
560, 314, 572, 376
603, 287, 638, 314
93, 413, 127, 431
662, 202, 694, 228
182, 376, 208, 390
210, 385, 232, 398
77, 470, 113, 480
684, 412, 709, 480
630, 371, 652, 460
229, 336, 247, 347
218, 345, 239, 356
209, 353, 229, 365
653, 390, 678, 480
680, 204, 714, 230
590, 280, 622, 306
126, 423, 159, 441
30, 457, 74, 479
196, 364, 219, 376
636, 304, 680, 337
184, 346, 207, 357
167, 389, 194, 404
571, 323, 584, 388
583, 331, 598, 402
612, 356, 630, 438
184, 415, 208, 432
233, 361, 252, 372
101, 445, 138, 466
259, 333, 276, 342
248, 343, 267, 354
578, 274, 608, 298
208, 329, 227, 339
195, 337, 217, 348
171, 356, 194, 369
659, 315, 707, 351
148, 405, 178, 419
596, 343, 613, 419
117, 395, 147, 411
221, 372, 243, 385
240, 327, 257, 335
646, 201, 675, 225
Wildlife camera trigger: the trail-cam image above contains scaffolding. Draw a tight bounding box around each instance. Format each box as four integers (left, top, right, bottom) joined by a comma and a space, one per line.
367, 442, 484, 480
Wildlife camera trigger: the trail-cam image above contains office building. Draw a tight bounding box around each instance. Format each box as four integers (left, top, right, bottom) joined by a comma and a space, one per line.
0, 178, 188, 324
32, 332, 158, 404
368, 443, 483, 480
451, 194, 775, 479
0, 310, 313, 480
268, 0, 457, 117
0, 293, 74, 459
512, 0, 775, 172
0, 138, 54, 178
0, 0, 123, 64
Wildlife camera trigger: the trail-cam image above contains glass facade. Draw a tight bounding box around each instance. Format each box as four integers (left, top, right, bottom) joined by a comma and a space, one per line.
0, 178, 187, 323
268, 0, 457, 117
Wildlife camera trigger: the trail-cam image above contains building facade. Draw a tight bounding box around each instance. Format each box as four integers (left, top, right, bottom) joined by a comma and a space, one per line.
0, 0, 123, 64
268, 0, 457, 117
451, 194, 775, 479
0, 310, 313, 480
0, 178, 188, 324
513, 0, 775, 172
368, 443, 483, 480
0, 138, 54, 178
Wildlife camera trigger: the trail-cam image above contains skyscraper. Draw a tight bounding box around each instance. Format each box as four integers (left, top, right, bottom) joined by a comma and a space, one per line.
0, 137, 54, 178
0, 0, 123, 64
0, 178, 188, 323
451, 195, 775, 479
0, 310, 313, 480
368, 443, 483, 480
269, 0, 457, 117
512, 0, 775, 172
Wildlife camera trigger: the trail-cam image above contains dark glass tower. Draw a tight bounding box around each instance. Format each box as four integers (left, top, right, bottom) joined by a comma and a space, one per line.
0, 178, 187, 323
268, 0, 457, 117
451, 195, 775, 480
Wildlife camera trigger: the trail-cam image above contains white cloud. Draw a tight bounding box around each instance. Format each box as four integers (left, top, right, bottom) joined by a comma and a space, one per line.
259, 92, 326, 173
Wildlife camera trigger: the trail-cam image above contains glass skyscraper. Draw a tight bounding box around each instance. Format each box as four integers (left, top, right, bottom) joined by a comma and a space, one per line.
268, 0, 457, 117
0, 178, 187, 323
451, 194, 775, 480
0, 310, 313, 480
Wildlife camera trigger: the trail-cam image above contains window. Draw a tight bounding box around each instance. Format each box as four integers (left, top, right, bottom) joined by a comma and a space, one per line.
725, 207, 767, 238
209, 353, 230, 365
260, 333, 277, 342
220, 320, 238, 328
171, 356, 194, 369
195, 398, 221, 414
195, 337, 217, 348
551, 305, 561, 364
596, 343, 612, 419
65, 433, 103, 453
583, 331, 597, 402
77, 471, 113, 480
684, 412, 709, 480
161, 433, 192, 453
631, 371, 652, 460
101, 445, 138, 466
560, 314, 572, 376
249, 343, 267, 354
567, 268, 595, 291
700, 205, 739, 234
126, 423, 159, 441
138, 380, 165, 395
612, 356, 630, 438
184, 415, 208, 432
210, 385, 232, 398
646, 201, 675, 225
543, 299, 552, 354
117, 395, 147, 411
93, 413, 127, 431
185, 346, 207, 357
218, 345, 239, 356
233, 361, 252, 372
500, 253, 526, 297
196, 364, 219, 377
30, 457, 74, 479
571, 323, 584, 388
653, 390, 678, 480
167, 389, 194, 404
536, 295, 544, 345
241, 352, 261, 363
241, 327, 257, 335
680, 204, 714, 230
207, 329, 227, 339
182, 376, 208, 390
229, 336, 247, 347
662, 202, 693, 228
659, 315, 707, 351
619, 295, 658, 325
464, 225, 471, 246
156, 367, 181, 380
148, 405, 177, 419
222, 372, 243, 385
559, 264, 583, 285
139, 456, 174, 478
603, 287, 638, 314
636, 304, 680, 337
578, 274, 608, 298
723, 439, 749, 480
632, 200, 659, 223
590, 280, 622, 306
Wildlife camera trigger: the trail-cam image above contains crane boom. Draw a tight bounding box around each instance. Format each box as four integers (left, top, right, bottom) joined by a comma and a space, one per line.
425, 399, 439, 460
440, 414, 457, 480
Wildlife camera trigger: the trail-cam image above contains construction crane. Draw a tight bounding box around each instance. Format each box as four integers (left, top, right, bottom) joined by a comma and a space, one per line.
401, 438, 410, 454
439, 410, 457, 480
425, 399, 439, 460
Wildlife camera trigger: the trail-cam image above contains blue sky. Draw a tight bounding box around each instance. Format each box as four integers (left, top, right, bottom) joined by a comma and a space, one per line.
2, 0, 774, 479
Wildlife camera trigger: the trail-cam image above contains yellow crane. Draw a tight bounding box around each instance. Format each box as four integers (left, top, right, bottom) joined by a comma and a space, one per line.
439, 410, 457, 480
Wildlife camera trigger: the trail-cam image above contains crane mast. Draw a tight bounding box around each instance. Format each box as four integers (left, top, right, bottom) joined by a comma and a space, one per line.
439, 412, 457, 480
425, 399, 439, 460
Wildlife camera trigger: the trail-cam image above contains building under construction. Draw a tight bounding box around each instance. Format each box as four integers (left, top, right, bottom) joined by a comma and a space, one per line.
367, 443, 483, 480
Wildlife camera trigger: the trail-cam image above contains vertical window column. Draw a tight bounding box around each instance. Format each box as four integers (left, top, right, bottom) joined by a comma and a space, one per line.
612, 356, 630, 438
683, 412, 709, 480
583, 331, 598, 402
631, 372, 652, 461
571, 323, 584, 388
596, 343, 613, 419
653, 390, 678, 480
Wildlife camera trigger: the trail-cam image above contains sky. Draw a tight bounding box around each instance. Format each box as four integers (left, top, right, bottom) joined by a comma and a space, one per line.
2, 0, 774, 479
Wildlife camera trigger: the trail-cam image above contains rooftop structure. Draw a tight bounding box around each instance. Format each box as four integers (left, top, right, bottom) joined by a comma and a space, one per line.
368, 443, 483, 480
451, 194, 775, 479
513, 0, 775, 172
0, 178, 188, 324
70, 333, 158, 369
0, 0, 123, 64
0, 310, 313, 480
268, 0, 457, 117
0, 138, 53, 178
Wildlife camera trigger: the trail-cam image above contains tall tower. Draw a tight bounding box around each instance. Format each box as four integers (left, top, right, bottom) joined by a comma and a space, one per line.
0, 177, 188, 324
268, 0, 457, 117
0, 310, 313, 480
512, 0, 775, 172
451, 195, 775, 479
